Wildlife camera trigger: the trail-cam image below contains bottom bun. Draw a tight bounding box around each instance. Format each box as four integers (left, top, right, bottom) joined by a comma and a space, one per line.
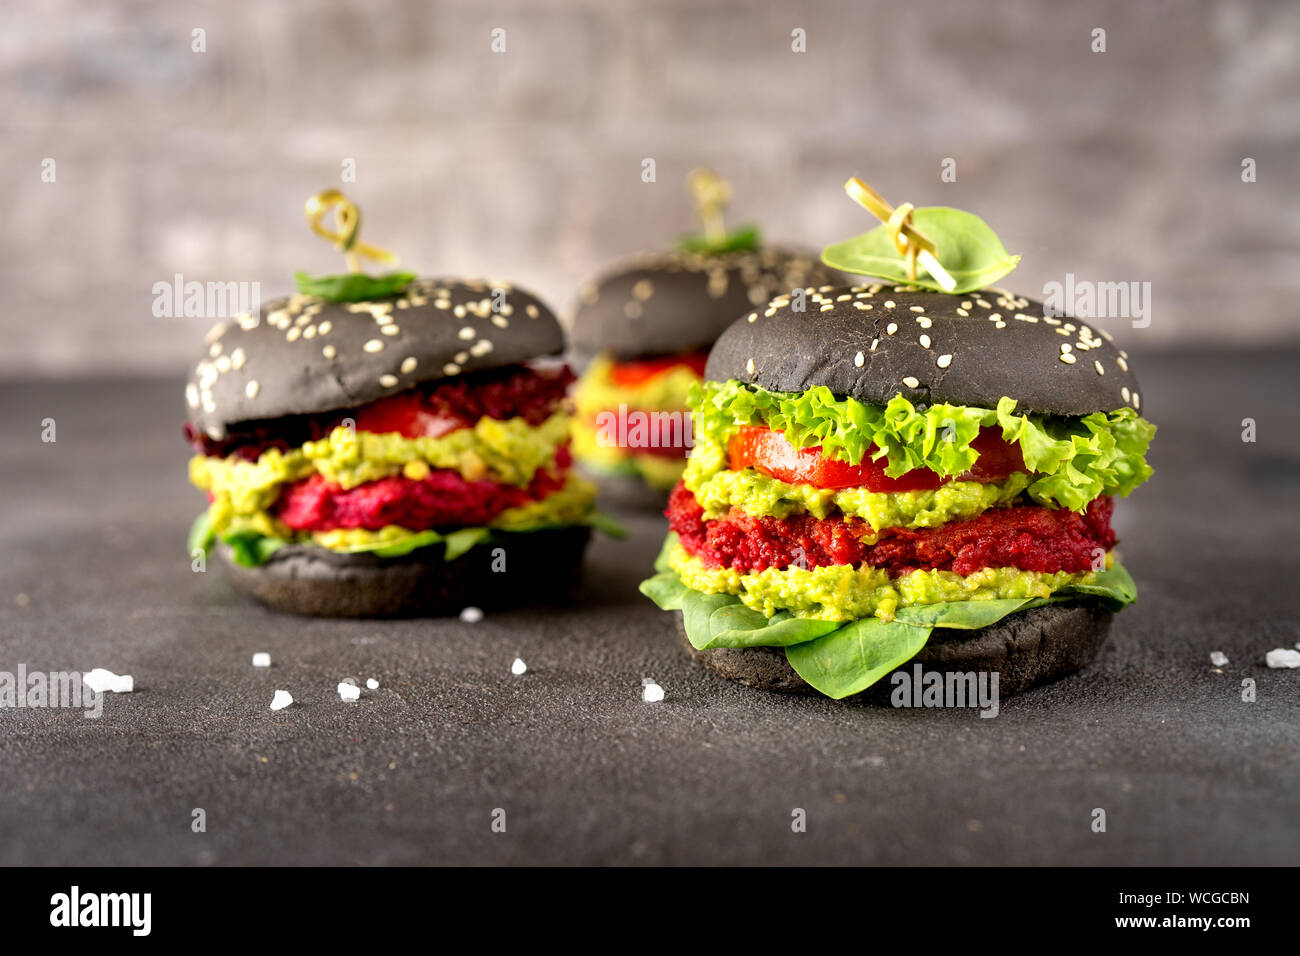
219, 526, 591, 618
675, 601, 1113, 700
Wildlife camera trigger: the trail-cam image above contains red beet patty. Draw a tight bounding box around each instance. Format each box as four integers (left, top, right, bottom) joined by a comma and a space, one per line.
278, 448, 571, 533
666, 481, 1115, 576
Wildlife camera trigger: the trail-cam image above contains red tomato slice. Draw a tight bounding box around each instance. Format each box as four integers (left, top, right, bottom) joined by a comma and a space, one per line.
964, 427, 1028, 482
351, 393, 468, 439
608, 350, 709, 387
727, 425, 1025, 491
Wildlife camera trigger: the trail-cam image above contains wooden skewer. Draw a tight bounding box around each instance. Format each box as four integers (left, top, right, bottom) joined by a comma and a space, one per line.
688, 168, 732, 245
304, 189, 398, 274
844, 178, 957, 292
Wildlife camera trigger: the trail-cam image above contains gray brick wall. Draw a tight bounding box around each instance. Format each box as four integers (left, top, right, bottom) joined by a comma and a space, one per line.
2, 0, 1296, 375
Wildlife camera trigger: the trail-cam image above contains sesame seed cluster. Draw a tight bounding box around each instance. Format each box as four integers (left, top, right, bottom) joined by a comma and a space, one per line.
186, 278, 563, 438
708, 284, 1142, 418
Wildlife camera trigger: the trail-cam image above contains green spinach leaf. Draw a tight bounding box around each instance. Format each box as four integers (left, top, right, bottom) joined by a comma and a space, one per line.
638, 549, 1140, 698
785, 617, 932, 700
893, 598, 1039, 629
187, 510, 216, 556
222, 531, 288, 568
1066, 563, 1137, 608
705, 604, 840, 648
639, 571, 691, 611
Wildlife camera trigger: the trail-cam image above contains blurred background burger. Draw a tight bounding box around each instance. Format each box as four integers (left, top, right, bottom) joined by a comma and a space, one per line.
567, 168, 837, 504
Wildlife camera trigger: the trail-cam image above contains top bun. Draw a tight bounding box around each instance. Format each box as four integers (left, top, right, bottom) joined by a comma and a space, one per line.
705, 285, 1142, 417
568, 248, 838, 359
186, 278, 563, 437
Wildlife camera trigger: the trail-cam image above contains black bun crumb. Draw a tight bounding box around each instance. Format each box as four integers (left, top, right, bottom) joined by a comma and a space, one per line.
675, 601, 1113, 700
187, 278, 563, 437
218, 526, 590, 618
569, 248, 839, 359
706, 286, 1142, 416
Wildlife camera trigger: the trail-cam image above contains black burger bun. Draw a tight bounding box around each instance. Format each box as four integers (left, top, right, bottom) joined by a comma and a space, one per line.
707, 286, 1142, 417
218, 526, 591, 618
188, 278, 563, 438
675, 601, 1113, 700
569, 248, 839, 360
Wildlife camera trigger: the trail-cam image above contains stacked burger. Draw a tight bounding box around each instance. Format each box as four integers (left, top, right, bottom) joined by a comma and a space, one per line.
569, 250, 837, 501
641, 285, 1155, 699
567, 169, 838, 504
185, 277, 601, 617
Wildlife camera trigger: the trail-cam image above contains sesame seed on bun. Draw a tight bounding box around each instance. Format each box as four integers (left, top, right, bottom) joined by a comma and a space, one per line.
186, 278, 563, 437
569, 248, 839, 359
706, 286, 1141, 416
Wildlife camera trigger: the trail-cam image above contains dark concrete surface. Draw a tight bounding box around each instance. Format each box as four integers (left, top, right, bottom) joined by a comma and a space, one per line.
1, 351, 1298, 866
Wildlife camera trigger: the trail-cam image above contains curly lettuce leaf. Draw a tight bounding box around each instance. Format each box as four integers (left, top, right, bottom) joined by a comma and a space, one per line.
693, 380, 1155, 512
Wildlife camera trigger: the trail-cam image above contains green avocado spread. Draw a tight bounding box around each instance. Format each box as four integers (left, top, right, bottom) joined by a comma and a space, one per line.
189, 411, 583, 546
570, 354, 697, 489
572, 353, 702, 417
668, 540, 1100, 623
570, 416, 687, 490
686, 467, 1031, 532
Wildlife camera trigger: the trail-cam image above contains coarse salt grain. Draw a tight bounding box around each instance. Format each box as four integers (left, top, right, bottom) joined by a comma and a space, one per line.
337, 680, 361, 701
642, 680, 665, 703
460, 606, 484, 624
83, 668, 133, 694
270, 690, 293, 711
252, 652, 271, 668
366, 678, 379, 690
511, 658, 527, 676
1265, 648, 1300, 669
1209, 651, 1228, 667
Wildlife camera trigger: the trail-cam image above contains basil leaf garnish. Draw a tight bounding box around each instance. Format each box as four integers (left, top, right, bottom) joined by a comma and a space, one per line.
675, 225, 761, 255
821, 206, 1019, 294
294, 270, 416, 303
